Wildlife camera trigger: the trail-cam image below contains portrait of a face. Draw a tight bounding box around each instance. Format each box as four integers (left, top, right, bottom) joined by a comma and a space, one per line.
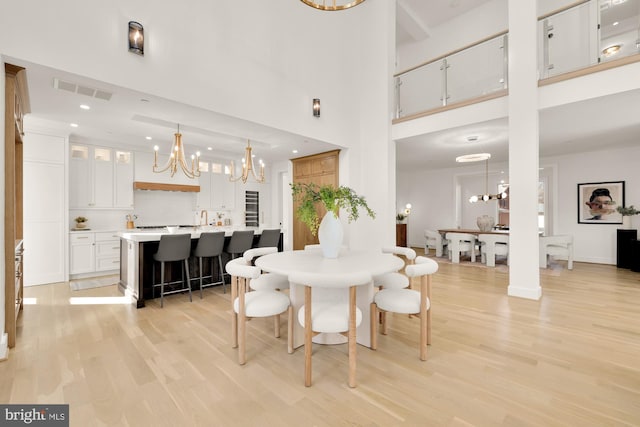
578, 182, 624, 224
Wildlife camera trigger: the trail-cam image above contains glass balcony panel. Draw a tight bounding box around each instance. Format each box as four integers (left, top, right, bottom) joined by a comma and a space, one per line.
446, 36, 506, 104
539, 2, 596, 78
600, 0, 640, 62
395, 61, 443, 118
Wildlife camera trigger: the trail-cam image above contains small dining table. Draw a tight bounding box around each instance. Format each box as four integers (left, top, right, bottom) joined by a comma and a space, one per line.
255, 249, 404, 349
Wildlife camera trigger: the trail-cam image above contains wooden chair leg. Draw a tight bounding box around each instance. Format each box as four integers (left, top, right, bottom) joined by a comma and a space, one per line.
381, 311, 388, 335
231, 276, 238, 349
370, 302, 377, 350
274, 314, 281, 338
304, 286, 312, 387
238, 278, 246, 365
348, 286, 357, 388
287, 305, 294, 354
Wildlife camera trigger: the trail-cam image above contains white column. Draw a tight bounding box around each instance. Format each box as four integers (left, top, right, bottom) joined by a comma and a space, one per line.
507, 0, 541, 300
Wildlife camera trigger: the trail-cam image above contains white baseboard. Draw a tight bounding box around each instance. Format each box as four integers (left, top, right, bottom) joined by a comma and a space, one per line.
508, 284, 542, 300
0, 333, 8, 361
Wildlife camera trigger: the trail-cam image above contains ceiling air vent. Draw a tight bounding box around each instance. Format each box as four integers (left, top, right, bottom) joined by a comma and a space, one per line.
52, 78, 113, 101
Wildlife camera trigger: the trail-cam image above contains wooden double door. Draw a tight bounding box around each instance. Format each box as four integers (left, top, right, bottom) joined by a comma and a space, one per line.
291, 150, 340, 250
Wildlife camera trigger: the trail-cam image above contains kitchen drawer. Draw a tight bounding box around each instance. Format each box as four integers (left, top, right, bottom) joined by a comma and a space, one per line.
95, 231, 120, 242
96, 241, 120, 257
96, 256, 120, 271
70, 233, 95, 244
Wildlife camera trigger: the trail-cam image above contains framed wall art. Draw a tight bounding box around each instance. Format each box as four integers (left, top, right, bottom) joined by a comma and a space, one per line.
577, 181, 624, 224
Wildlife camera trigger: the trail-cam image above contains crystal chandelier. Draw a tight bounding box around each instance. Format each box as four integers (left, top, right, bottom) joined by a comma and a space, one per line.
229, 140, 265, 184
152, 124, 201, 179
300, 0, 366, 11
455, 153, 507, 203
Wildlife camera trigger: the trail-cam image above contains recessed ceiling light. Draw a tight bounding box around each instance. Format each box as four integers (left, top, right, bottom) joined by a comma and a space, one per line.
292, 149, 298, 154
612, 21, 619, 26
602, 44, 622, 56
207, 147, 213, 151
79, 104, 90, 110
145, 136, 152, 140
70, 123, 78, 128
455, 153, 491, 163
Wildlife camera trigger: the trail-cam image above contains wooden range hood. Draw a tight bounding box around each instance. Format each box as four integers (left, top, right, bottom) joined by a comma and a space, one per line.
133, 181, 200, 192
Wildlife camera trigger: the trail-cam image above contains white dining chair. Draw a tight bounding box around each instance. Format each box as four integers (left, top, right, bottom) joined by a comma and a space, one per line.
370, 256, 438, 360
243, 247, 290, 291
424, 230, 448, 257
478, 234, 509, 267
540, 235, 574, 270
289, 270, 372, 388
226, 258, 293, 365
445, 232, 477, 263
372, 246, 416, 290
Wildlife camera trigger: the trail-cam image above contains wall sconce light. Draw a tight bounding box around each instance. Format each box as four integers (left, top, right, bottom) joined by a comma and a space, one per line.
312, 98, 321, 117
404, 203, 412, 216
128, 21, 144, 56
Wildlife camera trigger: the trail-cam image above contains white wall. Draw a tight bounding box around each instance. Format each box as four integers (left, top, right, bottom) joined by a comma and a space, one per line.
400, 144, 640, 265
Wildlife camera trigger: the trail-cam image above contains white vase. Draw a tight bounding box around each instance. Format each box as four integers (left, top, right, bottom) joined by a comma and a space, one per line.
621, 216, 631, 229
318, 211, 343, 258
476, 215, 495, 232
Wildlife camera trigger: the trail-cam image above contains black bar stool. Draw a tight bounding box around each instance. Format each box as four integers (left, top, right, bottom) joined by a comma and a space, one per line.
152, 233, 192, 308
256, 229, 281, 248
192, 231, 226, 296
224, 230, 255, 280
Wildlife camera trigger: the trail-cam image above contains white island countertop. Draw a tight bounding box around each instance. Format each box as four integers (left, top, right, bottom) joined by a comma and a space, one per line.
118, 226, 279, 242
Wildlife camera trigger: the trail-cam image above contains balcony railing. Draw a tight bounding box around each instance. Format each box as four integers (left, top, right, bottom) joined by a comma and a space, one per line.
394, 0, 640, 121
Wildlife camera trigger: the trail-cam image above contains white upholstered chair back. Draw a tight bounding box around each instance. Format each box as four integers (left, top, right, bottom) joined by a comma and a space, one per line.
478, 234, 509, 267
445, 232, 477, 263
424, 230, 448, 257
540, 235, 574, 270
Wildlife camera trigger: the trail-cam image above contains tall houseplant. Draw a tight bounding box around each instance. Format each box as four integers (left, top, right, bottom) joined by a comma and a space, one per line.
291, 183, 375, 257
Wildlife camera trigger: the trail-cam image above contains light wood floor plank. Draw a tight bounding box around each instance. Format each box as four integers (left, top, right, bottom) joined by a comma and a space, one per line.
2, 251, 640, 426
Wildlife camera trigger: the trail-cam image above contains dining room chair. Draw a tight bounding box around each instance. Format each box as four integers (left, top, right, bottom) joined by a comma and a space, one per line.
243, 247, 289, 291
225, 257, 293, 365
191, 231, 226, 296
288, 270, 372, 388
373, 246, 416, 291
478, 234, 509, 267
152, 233, 193, 308
540, 235, 574, 270
424, 229, 448, 257
445, 232, 477, 263
370, 256, 438, 360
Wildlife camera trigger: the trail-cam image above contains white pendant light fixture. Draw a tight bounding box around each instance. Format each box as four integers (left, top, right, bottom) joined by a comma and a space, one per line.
455, 153, 507, 203
300, 0, 366, 11
152, 124, 201, 179
229, 140, 265, 184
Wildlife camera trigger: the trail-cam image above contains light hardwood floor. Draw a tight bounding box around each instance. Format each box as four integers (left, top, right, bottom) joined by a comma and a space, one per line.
1, 251, 639, 426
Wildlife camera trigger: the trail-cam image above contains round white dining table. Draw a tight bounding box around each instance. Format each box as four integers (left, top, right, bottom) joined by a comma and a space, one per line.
255, 249, 404, 348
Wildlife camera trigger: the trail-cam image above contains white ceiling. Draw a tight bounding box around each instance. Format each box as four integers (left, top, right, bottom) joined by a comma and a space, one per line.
15, 1, 640, 172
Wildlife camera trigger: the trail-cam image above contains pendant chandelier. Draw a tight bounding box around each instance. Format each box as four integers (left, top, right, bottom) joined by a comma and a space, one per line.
300, 0, 366, 11
229, 140, 265, 184
152, 124, 201, 179
455, 153, 507, 203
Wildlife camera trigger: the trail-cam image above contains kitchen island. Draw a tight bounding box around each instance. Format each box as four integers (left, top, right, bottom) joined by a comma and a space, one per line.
118, 226, 282, 308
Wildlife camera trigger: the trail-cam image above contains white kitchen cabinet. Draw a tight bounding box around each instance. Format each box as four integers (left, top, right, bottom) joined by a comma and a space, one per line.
70, 231, 120, 276
197, 160, 236, 211
114, 150, 134, 208
70, 144, 133, 209
95, 232, 121, 271
70, 232, 95, 274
